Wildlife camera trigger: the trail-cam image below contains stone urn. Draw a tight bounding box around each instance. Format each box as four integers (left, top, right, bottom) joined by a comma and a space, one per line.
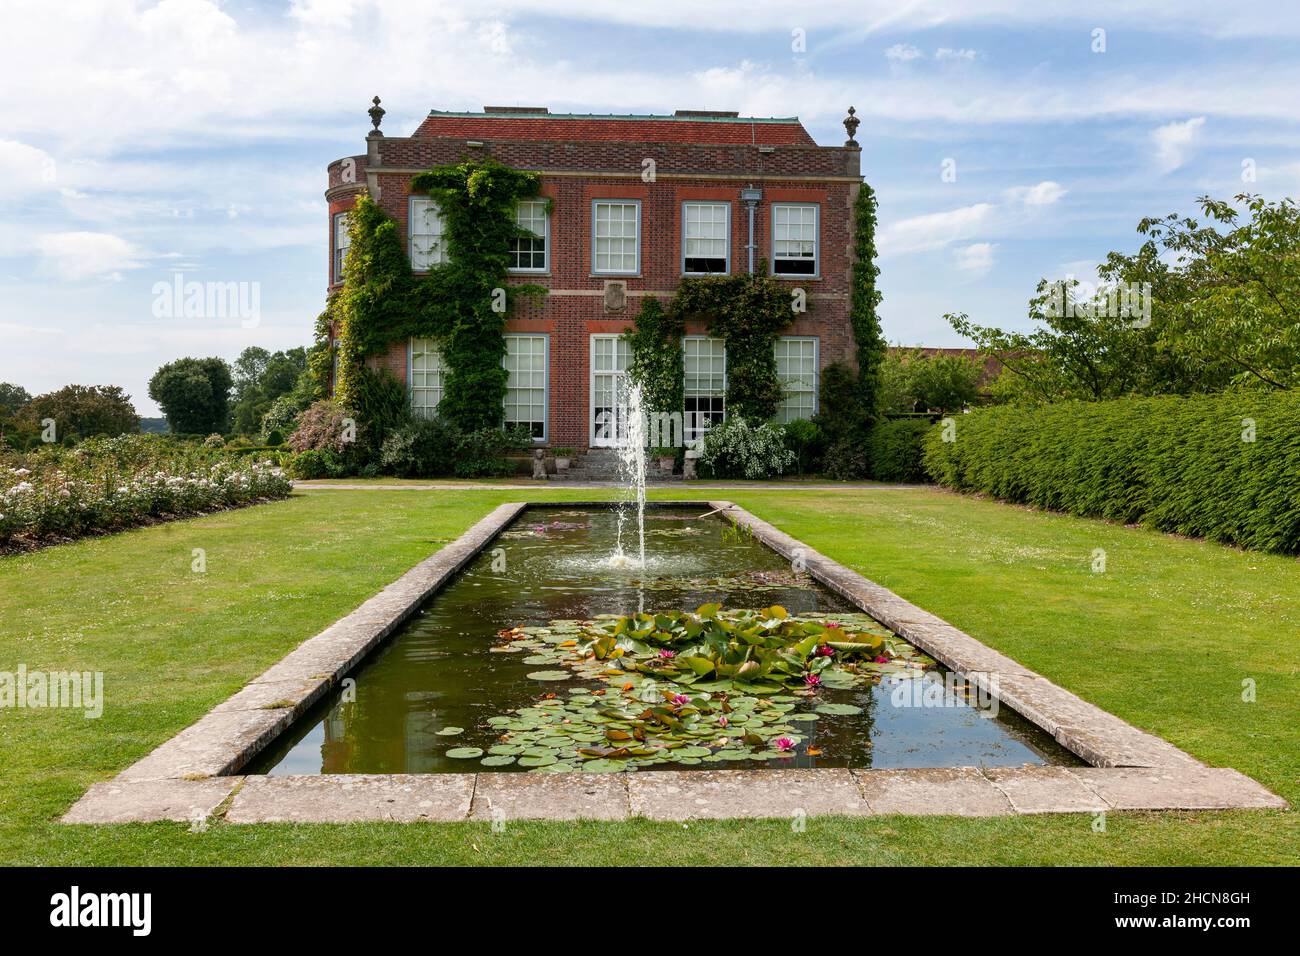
554, 455, 571, 473
656, 454, 676, 473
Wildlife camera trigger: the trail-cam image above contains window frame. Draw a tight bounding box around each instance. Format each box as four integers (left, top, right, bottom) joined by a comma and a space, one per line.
682, 335, 727, 443
681, 201, 731, 276
502, 332, 549, 442
591, 199, 642, 276
408, 196, 447, 271
773, 336, 819, 423
509, 199, 550, 274
332, 211, 350, 284
407, 337, 446, 421
770, 202, 820, 278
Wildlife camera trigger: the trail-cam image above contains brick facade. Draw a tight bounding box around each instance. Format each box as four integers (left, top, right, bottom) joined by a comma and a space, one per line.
325, 108, 863, 449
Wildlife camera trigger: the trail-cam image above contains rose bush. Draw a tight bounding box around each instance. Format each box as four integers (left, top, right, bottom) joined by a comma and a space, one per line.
0, 435, 291, 547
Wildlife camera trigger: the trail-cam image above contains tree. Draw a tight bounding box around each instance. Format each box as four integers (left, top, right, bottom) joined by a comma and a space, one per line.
910, 353, 983, 413
952, 193, 1300, 403
148, 357, 233, 434
229, 347, 307, 435
17, 385, 139, 440
0, 383, 31, 416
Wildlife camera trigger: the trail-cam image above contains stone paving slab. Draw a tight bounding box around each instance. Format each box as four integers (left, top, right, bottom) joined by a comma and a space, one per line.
211, 677, 330, 715
470, 773, 630, 821
116, 709, 294, 781
854, 767, 1015, 816
225, 774, 475, 823
1068, 767, 1288, 811
628, 768, 869, 820
63, 777, 242, 824
984, 766, 1110, 814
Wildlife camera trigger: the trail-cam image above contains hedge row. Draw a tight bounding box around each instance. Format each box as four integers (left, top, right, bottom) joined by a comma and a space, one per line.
868, 418, 931, 483
923, 391, 1300, 554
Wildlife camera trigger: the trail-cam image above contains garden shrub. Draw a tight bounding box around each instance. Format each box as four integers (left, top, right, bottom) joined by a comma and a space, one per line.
379, 418, 459, 478
868, 418, 932, 482
288, 400, 360, 456
286, 449, 345, 480
922, 391, 1300, 554
698, 417, 795, 479
782, 419, 825, 475
452, 425, 532, 478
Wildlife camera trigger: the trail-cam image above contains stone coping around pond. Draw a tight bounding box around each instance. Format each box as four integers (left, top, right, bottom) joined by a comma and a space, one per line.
62, 499, 1286, 823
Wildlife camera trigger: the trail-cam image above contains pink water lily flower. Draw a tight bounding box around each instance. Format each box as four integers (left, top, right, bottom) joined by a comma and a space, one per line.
775, 737, 796, 752
671, 693, 690, 706
658, 649, 675, 658
804, 673, 821, 688
817, 645, 835, 657
874, 655, 889, 664
718, 715, 729, 728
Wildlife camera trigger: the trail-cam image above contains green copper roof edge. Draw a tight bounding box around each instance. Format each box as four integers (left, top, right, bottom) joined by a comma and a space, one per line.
426, 110, 803, 124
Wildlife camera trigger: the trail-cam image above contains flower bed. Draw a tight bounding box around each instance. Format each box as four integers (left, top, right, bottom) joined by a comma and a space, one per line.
0, 435, 292, 549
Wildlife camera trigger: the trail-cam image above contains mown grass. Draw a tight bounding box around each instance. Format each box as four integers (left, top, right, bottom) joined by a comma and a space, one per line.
1, 485, 1295, 865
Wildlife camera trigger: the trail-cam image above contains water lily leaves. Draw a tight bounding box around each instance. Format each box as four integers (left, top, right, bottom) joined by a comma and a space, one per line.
481, 755, 516, 767
436, 726, 464, 736
696, 602, 721, 619
581, 759, 626, 773
517, 753, 557, 767
526, 670, 571, 681
488, 744, 524, 755
522, 654, 558, 665
675, 746, 713, 758
788, 712, 820, 722
814, 703, 864, 716
446, 747, 484, 759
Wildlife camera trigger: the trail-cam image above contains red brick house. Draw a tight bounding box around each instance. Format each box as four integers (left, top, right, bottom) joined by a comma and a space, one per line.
325, 104, 864, 449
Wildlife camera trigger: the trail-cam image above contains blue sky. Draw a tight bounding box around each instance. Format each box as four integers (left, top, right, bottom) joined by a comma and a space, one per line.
2, 0, 1299, 415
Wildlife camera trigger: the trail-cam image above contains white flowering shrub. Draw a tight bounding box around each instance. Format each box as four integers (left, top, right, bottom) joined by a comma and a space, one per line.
0, 435, 291, 547
698, 416, 796, 479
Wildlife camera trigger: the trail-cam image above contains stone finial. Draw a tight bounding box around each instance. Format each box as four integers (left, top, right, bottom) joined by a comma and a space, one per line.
843, 106, 860, 147
368, 96, 386, 135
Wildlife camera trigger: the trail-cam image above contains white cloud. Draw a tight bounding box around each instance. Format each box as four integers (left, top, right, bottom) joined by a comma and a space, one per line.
1004, 180, 1067, 206
879, 203, 996, 254
0, 140, 59, 198
954, 242, 996, 276
885, 43, 924, 61
1151, 116, 1206, 172
935, 47, 979, 61
34, 232, 145, 281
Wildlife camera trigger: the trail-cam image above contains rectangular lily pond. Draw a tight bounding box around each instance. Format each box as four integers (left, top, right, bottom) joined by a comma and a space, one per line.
251, 504, 1078, 775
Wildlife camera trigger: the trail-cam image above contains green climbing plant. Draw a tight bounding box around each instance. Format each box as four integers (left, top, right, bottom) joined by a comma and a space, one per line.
327, 159, 546, 435
623, 297, 684, 415
849, 183, 887, 418
672, 264, 800, 421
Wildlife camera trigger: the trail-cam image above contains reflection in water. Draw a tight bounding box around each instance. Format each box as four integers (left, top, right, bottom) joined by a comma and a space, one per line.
251, 507, 1078, 775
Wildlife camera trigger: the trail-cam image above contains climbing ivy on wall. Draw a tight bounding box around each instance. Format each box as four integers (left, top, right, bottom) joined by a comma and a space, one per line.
409, 160, 545, 431
326, 158, 545, 433
623, 297, 684, 416
673, 264, 802, 421
849, 182, 888, 419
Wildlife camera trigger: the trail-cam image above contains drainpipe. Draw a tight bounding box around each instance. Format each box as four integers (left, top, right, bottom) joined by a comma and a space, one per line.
740, 186, 762, 273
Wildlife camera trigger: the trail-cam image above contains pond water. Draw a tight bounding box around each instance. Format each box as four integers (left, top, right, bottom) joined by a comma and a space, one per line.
251, 506, 1077, 775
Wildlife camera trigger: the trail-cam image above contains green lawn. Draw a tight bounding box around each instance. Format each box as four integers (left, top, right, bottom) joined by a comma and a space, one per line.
1, 485, 1295, 865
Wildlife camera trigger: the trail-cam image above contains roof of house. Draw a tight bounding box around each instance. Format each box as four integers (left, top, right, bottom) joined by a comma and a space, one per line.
414, 109, 819, 146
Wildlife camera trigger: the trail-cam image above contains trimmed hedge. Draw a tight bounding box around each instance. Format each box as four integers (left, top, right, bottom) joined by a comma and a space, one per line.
923, 392, 1300, 554
868, 418, 931, 482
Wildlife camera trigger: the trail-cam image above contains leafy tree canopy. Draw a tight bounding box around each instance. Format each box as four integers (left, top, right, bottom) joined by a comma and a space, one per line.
148, 357, 233, 435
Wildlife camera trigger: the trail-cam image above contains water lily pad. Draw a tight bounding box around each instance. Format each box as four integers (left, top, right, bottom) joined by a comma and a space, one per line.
446, 747, 483, 759
526, 670, 571, 681
480, 755, 516, 767
517, 753, 557, 767
581, 759, 626, 773
788, 713, 820, 722
436, 726, 464, 736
